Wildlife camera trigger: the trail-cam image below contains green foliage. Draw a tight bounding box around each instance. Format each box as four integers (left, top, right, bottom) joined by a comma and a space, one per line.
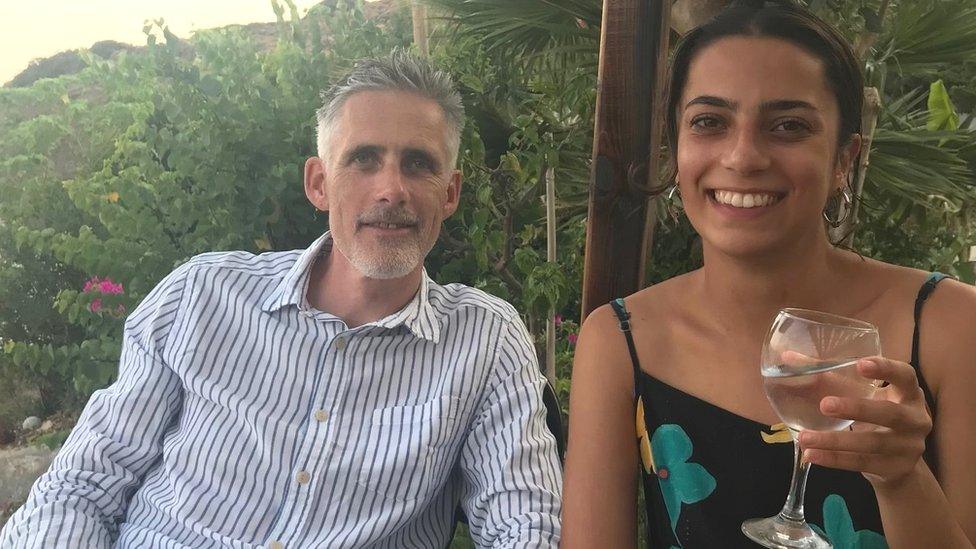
0, 1, 410, 412
1, 0, 974, 434
34, 429, 71, 451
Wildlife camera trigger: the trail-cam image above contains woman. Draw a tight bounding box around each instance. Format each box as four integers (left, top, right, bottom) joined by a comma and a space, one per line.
562, 2, 976, 547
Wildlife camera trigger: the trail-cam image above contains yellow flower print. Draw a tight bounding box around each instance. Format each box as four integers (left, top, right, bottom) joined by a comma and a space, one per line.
636, 396, 656, 473
761, 422, 794, 444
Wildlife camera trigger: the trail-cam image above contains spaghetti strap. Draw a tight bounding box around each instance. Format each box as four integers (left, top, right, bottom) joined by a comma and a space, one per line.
609, 298, 642, 397
911, 272, 949, 413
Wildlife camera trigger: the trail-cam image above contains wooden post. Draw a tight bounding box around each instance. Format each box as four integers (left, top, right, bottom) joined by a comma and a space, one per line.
581, 0, 670, 319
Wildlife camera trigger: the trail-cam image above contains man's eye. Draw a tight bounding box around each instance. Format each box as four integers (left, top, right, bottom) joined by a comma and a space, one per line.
406, 157, 433, 172
353, 152, 376, 165
772, 119, 811, 133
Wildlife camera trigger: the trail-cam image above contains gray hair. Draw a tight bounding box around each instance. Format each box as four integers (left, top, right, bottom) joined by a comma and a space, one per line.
315, 50, 465, 168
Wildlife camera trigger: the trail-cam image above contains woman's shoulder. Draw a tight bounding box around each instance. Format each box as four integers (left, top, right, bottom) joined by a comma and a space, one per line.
863, 257, 976, 380
861, 257, 975, 312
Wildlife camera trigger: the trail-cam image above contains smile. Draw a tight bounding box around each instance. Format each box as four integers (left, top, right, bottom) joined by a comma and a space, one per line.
709, 189, 783, 209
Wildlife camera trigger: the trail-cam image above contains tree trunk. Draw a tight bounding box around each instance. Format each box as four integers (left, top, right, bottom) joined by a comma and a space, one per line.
581, 0, 670, 319
412, 1, 429, 57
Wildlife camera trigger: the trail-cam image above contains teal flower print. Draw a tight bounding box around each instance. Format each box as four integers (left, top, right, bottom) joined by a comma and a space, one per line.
811, 494, 888, 549
650, 424, 717, 537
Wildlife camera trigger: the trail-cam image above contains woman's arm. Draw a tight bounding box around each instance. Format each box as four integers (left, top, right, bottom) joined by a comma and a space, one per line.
561, 304, 641, 548
800, 279, 976, 548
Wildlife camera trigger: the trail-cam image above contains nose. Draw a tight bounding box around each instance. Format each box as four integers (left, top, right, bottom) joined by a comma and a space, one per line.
720, 127, 770, 175
374, 162, 409, 205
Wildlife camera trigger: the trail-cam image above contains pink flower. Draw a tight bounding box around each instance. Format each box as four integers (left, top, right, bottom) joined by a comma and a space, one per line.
568, 333, 578, 346
554, 314, 563, 327
83, 276, 124, 295
89, 298, 103, 313
83, 277, 99, 292
99, 280, 124, 294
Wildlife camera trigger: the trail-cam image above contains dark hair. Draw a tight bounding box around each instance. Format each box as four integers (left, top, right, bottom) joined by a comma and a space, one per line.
663, 0, 864, 185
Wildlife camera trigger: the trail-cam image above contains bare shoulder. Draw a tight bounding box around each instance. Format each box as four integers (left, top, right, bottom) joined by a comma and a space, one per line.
866, 258, 976, 386
574, 272, 696, 393
917, 275, 976, 374
622, 270, 697, 322
574, 302, 633, 392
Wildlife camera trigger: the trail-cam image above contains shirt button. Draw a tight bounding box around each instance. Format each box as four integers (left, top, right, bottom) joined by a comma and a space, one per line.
301, 309, 313, 318
296, 470, 311, 485
268, 542, 284, 549
335, 337, 346, 350
314, 409, 329, 422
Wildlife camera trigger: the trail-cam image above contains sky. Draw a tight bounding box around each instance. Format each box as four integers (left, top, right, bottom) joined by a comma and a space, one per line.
0, 0, 325, 84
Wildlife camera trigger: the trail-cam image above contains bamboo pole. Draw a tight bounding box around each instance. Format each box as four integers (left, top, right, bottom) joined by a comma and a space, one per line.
545, 167, 557, 381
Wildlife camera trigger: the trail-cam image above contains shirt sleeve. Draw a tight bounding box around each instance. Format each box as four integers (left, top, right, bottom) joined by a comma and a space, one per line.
0, 263, 192, 548
458, 314, 563, 548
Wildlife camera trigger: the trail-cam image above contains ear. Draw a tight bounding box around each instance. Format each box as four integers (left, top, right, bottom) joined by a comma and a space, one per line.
304, 156, 329, 211
442, 170, 463, 218
836, 134, 862, 191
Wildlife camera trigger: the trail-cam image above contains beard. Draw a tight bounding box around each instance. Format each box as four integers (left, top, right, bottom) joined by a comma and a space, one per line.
332, 206, 435, 280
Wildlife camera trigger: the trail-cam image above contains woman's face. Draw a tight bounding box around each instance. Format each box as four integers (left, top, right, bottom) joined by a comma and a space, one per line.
676, 36, 858, 259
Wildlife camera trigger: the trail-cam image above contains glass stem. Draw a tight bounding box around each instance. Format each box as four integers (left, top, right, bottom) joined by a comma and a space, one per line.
779, 440, 811, 523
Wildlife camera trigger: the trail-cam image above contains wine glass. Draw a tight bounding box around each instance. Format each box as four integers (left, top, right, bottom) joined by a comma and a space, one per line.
741, 308, 882, 548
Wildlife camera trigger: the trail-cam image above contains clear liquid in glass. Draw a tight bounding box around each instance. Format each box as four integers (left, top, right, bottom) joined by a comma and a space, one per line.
762, 359, 875, 434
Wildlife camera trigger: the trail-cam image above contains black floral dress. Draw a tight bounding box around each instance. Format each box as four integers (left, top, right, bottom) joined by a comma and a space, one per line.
609, 273, 947, 548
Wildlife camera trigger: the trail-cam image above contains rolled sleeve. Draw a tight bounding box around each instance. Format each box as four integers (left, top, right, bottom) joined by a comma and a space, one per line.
1, 266, 189, 548
459, 315, 563, 548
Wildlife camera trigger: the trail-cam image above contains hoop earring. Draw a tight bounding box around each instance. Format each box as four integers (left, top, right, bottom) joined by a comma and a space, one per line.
665, 183, 683, 221
822, 187, 853, 228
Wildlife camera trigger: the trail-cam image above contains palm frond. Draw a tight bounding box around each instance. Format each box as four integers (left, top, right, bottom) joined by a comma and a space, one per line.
421, 0, 601, 71
877, 0, 976, 77
866, 128, 976, 211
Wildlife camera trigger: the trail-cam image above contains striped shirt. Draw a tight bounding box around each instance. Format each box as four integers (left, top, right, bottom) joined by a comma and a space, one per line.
1, 232, 562, 548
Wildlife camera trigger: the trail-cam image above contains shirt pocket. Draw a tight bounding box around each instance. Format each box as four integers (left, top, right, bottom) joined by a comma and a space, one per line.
357, 394, 461, 502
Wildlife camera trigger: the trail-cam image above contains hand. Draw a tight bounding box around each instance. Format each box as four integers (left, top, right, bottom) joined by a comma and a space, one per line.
797, 356, 933, 488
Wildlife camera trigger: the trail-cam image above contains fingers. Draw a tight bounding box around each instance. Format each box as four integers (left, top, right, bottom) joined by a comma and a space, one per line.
798, 429, 923, 457
819, 395, 932, 434
780, 350, 821, 368
856, 357, 923, 400
801, 448, 916, 479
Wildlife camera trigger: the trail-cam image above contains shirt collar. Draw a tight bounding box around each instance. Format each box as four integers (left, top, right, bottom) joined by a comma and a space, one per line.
260, 232, 441, 344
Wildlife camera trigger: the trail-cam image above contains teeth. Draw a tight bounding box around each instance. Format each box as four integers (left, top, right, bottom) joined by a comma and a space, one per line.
714, 190, 779, 208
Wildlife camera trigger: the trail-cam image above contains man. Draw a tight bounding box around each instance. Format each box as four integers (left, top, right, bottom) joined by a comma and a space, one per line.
1, 51, 562, 548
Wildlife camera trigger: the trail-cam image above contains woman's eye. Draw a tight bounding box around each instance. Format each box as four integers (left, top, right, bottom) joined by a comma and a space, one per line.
690, 115, 724, 131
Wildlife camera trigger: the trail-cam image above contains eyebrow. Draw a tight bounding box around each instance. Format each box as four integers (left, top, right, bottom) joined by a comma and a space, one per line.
685, 96, 819, 114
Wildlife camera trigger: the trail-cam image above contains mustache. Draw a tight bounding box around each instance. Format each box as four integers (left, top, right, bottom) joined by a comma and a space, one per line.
356, 206, 420, 227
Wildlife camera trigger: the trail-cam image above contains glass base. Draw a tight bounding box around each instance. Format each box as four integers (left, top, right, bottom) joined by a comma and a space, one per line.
741, 514, 831, 549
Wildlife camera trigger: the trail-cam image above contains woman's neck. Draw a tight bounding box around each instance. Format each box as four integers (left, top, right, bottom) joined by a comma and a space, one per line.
694, 230, 848, 333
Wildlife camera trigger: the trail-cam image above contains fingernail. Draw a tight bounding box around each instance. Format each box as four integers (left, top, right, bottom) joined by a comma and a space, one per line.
822, 397, 839, 412
801, 449, 813, 464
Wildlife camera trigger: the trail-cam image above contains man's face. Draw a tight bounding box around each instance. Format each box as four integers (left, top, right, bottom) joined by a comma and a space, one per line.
307, 90, 461, 280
